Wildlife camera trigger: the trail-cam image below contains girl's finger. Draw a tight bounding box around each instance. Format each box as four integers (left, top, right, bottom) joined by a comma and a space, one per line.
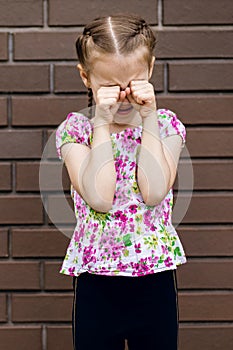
119, 90, 126, 101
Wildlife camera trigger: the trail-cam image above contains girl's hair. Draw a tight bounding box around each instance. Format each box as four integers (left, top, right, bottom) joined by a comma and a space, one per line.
75, 13, 157, 114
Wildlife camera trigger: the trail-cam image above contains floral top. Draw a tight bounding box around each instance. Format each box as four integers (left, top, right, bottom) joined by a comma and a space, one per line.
56, 109, 187, 277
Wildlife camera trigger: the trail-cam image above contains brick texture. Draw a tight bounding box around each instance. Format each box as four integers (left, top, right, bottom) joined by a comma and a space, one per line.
156, 30, 233, 58
12, 228, 70, 257
0, 65, 50, 92
0, 1, 233, 349
0, 262, 40, 290
48, 0, 158, 26
0, 162, 11, 191
0, 0, 43, 27
0, 327, 42, 350
169, 62, 233, 91
163, 0, 233, 25
0, 97, 7, 125
0, 130, 42, 159
0, 33, 8, 60
12, 96, 88, 126
0, 229, 8, 257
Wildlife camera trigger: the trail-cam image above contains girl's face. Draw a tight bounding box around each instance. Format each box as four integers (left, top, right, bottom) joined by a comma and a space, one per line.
77, 47, 155, 121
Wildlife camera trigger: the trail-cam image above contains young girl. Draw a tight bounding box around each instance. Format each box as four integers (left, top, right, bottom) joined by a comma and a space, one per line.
56, 13, 187, 350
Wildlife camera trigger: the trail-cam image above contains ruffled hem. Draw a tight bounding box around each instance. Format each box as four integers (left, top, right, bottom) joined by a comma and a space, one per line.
59, 256, 187, 278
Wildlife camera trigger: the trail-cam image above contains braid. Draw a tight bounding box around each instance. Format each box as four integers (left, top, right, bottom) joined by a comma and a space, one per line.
87, 87, 93, 119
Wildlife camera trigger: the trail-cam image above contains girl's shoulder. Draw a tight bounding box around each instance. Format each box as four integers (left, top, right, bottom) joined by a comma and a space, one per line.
156, 108, 186, 147
55, 112, 92, 159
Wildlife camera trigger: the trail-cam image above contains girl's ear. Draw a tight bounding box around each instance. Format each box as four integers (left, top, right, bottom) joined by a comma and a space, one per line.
77, 64, 90, 88
148, 56, 156, 79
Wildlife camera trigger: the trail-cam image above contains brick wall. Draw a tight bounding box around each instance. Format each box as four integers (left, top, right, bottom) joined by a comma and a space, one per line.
0, 1, 233, 349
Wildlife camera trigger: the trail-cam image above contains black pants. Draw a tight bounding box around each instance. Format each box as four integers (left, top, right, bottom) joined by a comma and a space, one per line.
72, 269, 179, 350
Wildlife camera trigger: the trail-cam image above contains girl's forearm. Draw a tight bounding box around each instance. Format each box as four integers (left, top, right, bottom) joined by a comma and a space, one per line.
82, 121, 117, 212
137, 112, 171, 206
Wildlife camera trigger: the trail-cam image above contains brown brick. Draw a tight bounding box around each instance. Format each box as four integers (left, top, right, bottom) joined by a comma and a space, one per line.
49, 0, 158, 26
0, 65, 50, 92
38, 162, 70, 192
47, 326, 72, 350
174, 193, 233, 224
12, 96, 88, 126
16, 161, 70, 192
14, 32, 78, 60
0, 229, 8, 257
179, 292, 233, 321
180, 324, 233, 350
0, 0, 43, 26
0, 33, 8, 60
184, 127, 233, 157
179, 226, 233, 257
194, 161, 233, 190
16, 162, 40, 192
54, 65, 92, 93
0, 97, 7, 126
150, 62, 164, 91
0, 163, 11, 191
164, 0, 233, 25
0, 196, 43, 224
12, 294, 72, 322
47, 195, 76, 225
175, 160, 233, 190
45, 129, 62, 159
0, 294, 7, 322
177, 259, 233, 289
169, 62, 233, 91
0, 262, 40, 290
0, 327, 42, 350
44, 261, 73, 290
157, 95, 233, 124
12, 228, 71, 257
156, 30, 233, 58
0, 130, 42, 159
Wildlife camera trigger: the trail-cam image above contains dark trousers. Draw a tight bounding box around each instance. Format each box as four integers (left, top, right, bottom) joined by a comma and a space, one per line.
72, 269, 179, 350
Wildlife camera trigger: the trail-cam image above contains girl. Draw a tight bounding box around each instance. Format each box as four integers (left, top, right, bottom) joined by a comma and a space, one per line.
56, 13, 187, 350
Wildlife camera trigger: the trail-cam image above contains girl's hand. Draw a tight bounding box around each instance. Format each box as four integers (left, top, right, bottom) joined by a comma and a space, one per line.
128, 80, 157, 119
94, 86, 121, 126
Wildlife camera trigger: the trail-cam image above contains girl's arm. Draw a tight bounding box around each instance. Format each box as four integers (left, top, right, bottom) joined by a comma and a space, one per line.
61, 121, 117, 213
136, 112, 183, 206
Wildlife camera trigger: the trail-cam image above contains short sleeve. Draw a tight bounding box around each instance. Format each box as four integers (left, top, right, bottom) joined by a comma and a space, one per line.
157, 108, 186, 148
55, 112, 92, 160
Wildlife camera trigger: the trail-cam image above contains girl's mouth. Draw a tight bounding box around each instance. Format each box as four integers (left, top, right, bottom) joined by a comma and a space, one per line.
117, 104, 134, 115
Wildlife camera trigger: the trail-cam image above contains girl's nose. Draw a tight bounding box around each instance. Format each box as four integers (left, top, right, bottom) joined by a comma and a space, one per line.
120, 84, 130, 91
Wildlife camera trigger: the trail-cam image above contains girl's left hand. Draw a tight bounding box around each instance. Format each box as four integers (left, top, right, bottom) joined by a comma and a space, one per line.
127, 80, 157, 119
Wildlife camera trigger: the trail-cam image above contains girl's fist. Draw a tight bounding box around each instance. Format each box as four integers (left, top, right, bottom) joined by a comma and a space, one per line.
128, 80, 157, 118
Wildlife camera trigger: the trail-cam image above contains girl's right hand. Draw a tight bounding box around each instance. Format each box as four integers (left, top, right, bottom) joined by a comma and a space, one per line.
94, 86, 121, 126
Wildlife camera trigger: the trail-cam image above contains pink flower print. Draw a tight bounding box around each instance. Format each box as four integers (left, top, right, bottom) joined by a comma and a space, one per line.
129, 161, 136, 171
68, 266, 75, 276
171, 115, 179, 130
90, 234, 96, 244
92, 223, 98, 233
83, 246, 97, 265
134, 243, 141, 253
115, 210, 128, 223
74, 224, 85, 242
129, 223, 135, 232
136, 137, 141, 144
164, 257, 173, 267
116, 261, 128, 272
143, 210, 152, 227
129, 204, 137, 214
161, 245, 169, 255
